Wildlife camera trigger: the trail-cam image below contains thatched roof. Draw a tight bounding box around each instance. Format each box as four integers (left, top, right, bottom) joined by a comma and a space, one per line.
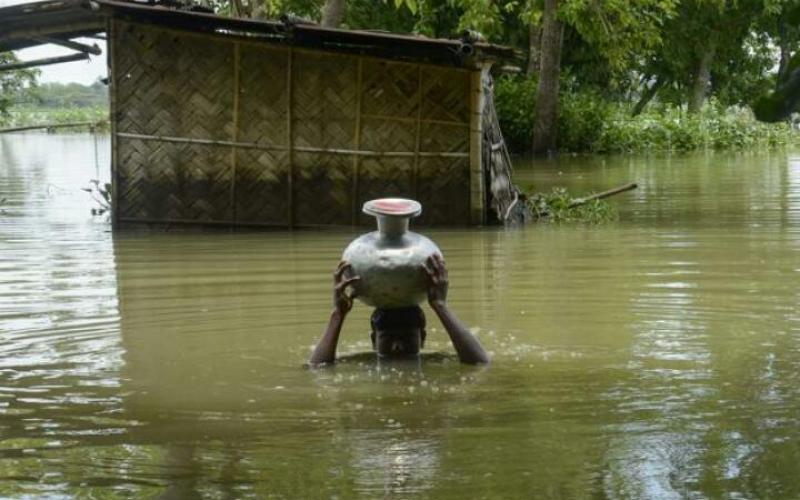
0, 0, 515, 69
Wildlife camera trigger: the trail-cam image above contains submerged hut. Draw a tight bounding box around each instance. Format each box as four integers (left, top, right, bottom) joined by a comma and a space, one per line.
0, 0, 519, 227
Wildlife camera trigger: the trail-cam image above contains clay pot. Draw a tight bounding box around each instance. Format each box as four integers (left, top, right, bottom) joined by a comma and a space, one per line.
342, 198, 442, 308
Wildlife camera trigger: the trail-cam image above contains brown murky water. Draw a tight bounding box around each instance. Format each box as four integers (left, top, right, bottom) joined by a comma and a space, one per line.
2, 133, 800, 498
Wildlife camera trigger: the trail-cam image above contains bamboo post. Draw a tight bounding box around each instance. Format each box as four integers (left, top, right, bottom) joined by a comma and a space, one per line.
468, 65, 488, 225
351, 57, 363, 225
108, 18, 119, 229
413, 65, 423, 201
286, 48, 294, 228
230, 42, 240, 222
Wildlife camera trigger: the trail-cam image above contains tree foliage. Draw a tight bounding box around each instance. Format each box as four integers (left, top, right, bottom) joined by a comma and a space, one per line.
6, 0, 798, 150
0, 53, 38, 117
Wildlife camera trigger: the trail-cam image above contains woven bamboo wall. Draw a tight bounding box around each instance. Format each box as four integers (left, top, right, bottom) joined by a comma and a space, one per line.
111, 20, 479, 227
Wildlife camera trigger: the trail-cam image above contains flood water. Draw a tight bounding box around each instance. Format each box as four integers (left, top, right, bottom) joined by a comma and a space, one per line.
2, 133, 800, 498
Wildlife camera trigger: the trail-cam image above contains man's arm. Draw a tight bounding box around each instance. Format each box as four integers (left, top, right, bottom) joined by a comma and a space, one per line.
424, 255, 490, 364
308, 261, 360, 366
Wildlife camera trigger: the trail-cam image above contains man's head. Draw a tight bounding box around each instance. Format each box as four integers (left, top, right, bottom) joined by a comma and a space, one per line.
370, 306, 426, 358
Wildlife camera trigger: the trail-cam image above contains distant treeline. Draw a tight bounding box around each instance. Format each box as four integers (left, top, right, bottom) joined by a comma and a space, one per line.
14, 80, 108, 109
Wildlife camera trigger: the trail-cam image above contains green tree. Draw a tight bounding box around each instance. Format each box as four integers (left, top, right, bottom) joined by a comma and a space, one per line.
0, 53, 38, 118
635, 0, 779, 114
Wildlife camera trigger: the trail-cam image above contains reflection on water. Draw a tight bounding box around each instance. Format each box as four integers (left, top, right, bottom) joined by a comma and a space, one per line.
3, 133, 800, 497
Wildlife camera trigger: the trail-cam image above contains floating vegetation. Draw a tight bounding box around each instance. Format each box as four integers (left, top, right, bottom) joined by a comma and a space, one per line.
81, 179, 111, 216
526, 187, 618, 224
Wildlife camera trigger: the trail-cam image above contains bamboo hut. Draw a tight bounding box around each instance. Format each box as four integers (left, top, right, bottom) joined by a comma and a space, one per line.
0, 0, 520, 227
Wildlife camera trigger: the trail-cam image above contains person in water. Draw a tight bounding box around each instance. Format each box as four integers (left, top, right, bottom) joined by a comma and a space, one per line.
308, 254, 489, 365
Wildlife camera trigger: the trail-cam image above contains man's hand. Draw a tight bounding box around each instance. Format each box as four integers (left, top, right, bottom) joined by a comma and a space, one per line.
333, 260, 360, 316
423, 254, 489, 364
424, 254, 448, 307
310, 261, 359, 366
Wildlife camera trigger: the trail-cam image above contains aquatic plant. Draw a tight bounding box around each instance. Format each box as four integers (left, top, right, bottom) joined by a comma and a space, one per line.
81, 179, 111, 216
526, 187, 617, 224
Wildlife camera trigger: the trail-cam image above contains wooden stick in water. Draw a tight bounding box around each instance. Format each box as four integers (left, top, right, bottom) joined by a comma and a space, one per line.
568, 182, 637, 208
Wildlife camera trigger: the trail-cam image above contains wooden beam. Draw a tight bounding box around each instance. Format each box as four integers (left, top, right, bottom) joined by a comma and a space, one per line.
0, 52, 88, 72
108, 18, 119, 230
115, 131, 470, 158
287, 48, 295, 228
230, 41, 240, 222
0, 121, 104, 134
34, 36, 102, 55
468, 65, 487, 225
0, 22, 104, 43
413, 65, 423, 201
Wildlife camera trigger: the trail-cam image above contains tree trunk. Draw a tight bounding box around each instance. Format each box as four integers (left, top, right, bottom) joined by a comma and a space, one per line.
778, 46, 792, 84
777, 17, 791, 83
631, 77, 662, 116
230, 0, 246, 17
688, 41, 716, 114
526, 23, 541, 77
531, 0, 563, 156
321, 0, 346, 28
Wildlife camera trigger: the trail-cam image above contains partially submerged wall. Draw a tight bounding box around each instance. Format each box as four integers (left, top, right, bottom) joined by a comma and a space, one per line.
110, 20, 483, 227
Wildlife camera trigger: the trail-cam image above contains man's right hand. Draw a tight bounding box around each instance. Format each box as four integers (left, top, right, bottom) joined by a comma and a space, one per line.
333, 261, 360, 316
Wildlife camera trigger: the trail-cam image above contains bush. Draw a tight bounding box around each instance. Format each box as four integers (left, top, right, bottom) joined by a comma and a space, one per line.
494, 76, 537, 153
494, 75, 798, 155
494, 77, 615, 153
557, 90, 614, 152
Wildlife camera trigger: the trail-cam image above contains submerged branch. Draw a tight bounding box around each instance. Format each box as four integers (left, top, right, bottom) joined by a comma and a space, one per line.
526, 182, 637, 223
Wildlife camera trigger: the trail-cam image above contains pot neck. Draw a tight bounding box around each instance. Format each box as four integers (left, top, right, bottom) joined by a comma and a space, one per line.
376, 215, 409, 238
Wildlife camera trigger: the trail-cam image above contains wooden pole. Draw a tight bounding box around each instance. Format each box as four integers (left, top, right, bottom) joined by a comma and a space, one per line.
108, 18, 119, 229
0, 121, 104, 134
114, 131, 470, 157
352, 57, 363, 225
0, 22, 104, 44
468, 66, 487, 225
413, 65, 423, 201
287, 48, 294, 228
0, 53, 89, 72
230, 42, 241, 222
34, 36, 102, 55
568, 182, 638, 208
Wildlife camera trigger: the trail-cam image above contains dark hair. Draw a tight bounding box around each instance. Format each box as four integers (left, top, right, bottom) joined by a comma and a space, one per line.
370, 306, 426, 332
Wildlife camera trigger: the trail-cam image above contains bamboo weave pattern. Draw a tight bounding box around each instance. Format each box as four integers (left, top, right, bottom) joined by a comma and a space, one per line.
113, 21, 474, 227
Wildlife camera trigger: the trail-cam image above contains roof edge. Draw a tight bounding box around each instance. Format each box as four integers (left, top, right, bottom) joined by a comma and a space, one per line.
92, 0, 516, 68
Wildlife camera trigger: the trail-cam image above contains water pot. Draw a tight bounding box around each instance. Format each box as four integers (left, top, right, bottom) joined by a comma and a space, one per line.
342, 198, 442, 309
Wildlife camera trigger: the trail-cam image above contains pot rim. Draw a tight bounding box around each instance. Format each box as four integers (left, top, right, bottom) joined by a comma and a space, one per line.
363, 198, 422, 218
